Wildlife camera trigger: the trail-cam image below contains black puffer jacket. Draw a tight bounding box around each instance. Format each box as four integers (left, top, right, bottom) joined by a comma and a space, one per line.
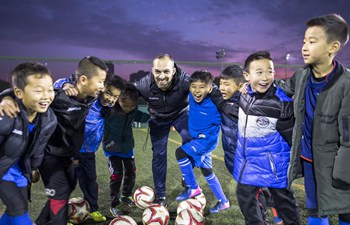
134, 64, 190, 121
0, 99, 57, 182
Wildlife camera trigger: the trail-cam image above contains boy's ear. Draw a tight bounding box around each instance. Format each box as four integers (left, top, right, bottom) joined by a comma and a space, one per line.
243, 71, 250, 81
330, 41, 341, 54
208, 85, 213, 94
13, 87, 24, 99
78, 75, 88, 85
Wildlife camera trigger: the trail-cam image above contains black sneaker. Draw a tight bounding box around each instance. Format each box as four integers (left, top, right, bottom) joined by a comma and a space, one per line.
120, 196, 135, 207
153, 197, 167, 207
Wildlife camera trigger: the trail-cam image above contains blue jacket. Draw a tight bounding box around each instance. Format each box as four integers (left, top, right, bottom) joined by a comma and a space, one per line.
80, 99, 104, 153
234, 85, 294, 188
188, 94, 221, 152
220, 92, 240, 174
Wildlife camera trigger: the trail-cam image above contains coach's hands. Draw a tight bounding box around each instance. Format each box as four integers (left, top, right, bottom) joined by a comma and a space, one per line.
0, 96, 19, 118
31, 169, 40, 183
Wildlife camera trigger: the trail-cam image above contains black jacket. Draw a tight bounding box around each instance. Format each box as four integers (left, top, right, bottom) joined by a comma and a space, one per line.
45, 89, 94, 157
0, 99, 57, 182
134, 64, 190, 121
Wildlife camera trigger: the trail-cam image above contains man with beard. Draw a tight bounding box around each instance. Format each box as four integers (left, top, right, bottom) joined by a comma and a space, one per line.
134, 54, 191, 206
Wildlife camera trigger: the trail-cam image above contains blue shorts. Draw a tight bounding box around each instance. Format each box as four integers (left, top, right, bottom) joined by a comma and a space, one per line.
181, 138, 217, 168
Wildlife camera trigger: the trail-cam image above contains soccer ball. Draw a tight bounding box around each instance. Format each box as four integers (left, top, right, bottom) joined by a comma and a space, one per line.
133, 186, 155, 209
109, 215, 137, 225
68, 197, 90, 224
175, 208, 205, 225
194, 193, 206, 210
177, 199, 204, 215
142, 205, 170, 225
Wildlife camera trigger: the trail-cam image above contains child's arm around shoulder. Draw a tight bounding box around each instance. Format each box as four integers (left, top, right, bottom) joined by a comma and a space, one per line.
274, 71, 299, 97
0, 88, 20, 118
0, 114, 15, 144
210, 87, 239, 121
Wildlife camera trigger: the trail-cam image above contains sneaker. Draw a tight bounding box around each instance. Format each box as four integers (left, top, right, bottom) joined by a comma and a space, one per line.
209, 199, 230, 214
110, 207, 123, 218
273, 216, 283, 225
89, 211, 106, 222
120, 196, 135, 207
153, 197, 167, 207
175, 186, 202, 201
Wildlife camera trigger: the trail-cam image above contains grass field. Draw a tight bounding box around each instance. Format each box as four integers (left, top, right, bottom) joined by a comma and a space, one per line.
0, 128, 339, 224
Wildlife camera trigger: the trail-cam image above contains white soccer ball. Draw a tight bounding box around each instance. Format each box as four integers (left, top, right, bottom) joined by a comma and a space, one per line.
109, 215, 137, 225
177, 199, 204, 215
194, 193, 206, 210
133, 186, 155, 209
68, 197, 90, 224
175, 208, 205, 225
142, 205, 170, 225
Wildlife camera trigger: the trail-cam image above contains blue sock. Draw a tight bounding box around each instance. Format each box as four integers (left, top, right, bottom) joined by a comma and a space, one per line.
178, 157, 198, 189
8, 212, 32, 225
307, 216, 329, 225
0, 213, 11, 225
340, 219, 350, 225
205, 173, 227, 202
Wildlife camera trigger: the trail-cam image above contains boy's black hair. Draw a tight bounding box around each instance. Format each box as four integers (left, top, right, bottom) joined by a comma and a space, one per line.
306, 13, 349, 48
190, 70, 213, 85
119, 83, 139, 103
11, 62, 52, 90
77, 56, 108, 79
106, 74, 125, 91
220, 65, 245, 84
244, 51, 272, 72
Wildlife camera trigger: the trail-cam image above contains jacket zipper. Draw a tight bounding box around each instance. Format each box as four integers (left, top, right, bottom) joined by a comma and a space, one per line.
238, 96, 255, 183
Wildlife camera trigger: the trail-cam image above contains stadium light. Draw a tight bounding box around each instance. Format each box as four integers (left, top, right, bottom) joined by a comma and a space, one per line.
216, 48, 226, 70
285, 53, 291, 78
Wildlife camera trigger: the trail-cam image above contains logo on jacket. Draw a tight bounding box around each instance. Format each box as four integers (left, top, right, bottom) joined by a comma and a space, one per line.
149, 97, 159, 100
256, 117, 269, 128
67, 107, 81, 112
12, 129, 23, 135
105, 140, 114, 148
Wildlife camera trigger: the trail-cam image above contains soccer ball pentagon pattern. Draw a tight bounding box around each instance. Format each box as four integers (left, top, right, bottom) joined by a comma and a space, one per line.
142, 205, 170, 225
177, 199, 204, 215
68, 197, 90, 224
175, 208, 205, 225
133, 186, 155, 209
109, 215, 138, 225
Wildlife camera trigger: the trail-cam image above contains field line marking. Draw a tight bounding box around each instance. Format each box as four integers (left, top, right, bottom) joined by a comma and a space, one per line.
137, 128, 304, 191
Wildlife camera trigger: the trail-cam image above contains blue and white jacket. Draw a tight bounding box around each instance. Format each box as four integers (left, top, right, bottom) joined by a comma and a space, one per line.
233, 85, 294, 188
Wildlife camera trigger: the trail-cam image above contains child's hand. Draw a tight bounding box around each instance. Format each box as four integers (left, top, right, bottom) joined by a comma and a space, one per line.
0, 96, 19, 118
239, 82, 249, 94
31, 169, 40, 183
63, 83, 79, 96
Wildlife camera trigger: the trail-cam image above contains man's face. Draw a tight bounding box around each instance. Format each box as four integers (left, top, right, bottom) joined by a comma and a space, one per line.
152, 58, 176, 91
189, 80, 212, 103
244, 59, 274, 94
219, 78, 240, 100
99, 85, 122, 107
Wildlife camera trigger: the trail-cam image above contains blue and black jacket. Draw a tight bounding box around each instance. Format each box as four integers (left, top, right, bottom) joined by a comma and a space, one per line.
234, 85, 294, 188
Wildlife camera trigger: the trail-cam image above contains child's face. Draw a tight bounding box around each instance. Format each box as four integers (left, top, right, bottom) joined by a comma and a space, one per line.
244, 59, 274, 94
81, 68, 106, 98
99, 85, 122, 107
219, 78, 240, 100
15, 74, 54, 114
119, 97, 137, 114
302, 26, 335, 65
189, 80, 213, 103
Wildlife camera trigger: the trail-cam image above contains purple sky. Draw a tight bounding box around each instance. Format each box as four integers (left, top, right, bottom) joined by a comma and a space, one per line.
0, 0, 349, 82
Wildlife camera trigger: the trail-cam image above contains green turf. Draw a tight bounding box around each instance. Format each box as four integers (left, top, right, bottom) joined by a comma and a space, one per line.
0, 128, 338, 224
